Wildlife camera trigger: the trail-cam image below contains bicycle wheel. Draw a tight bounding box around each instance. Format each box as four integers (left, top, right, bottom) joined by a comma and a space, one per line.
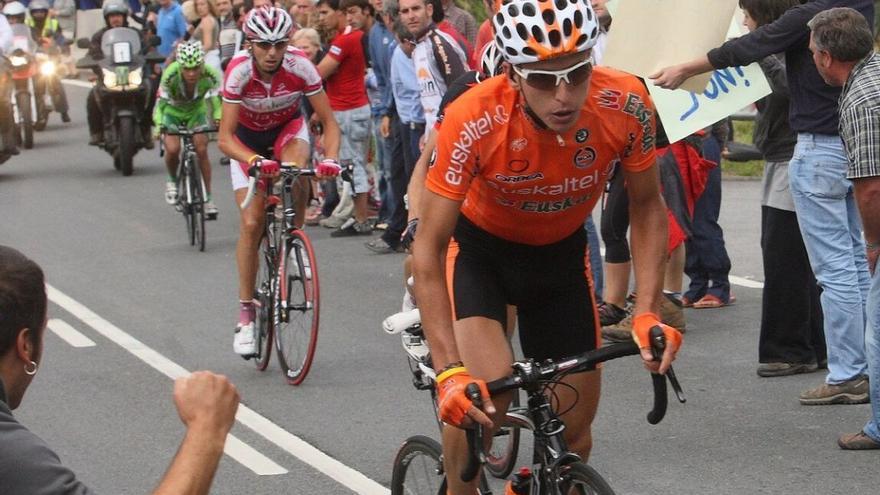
485, 392, 521, 479
252, 236, 274, 371
189, 157, 206, 252
553, 462, 616, 495
391, 435, 445, 495
181, 170, 194, 246
274, 229, 319, 385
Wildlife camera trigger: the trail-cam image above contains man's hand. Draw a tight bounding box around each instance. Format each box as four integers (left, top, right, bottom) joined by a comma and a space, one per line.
380, 115, 391, 138
173, 371, 239, 436
435, 366, 494, 429
254, 158, 280, 179
316, 158, 342, 179
868, 246, 879, 275
631, 313, 682, 375
400, 218, 418, 251
648, 63, 693, 90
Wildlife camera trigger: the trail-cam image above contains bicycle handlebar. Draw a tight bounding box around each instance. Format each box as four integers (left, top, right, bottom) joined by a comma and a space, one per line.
459, 327, 685, 483
161, 126, 218, 137
239, 161, 355, 210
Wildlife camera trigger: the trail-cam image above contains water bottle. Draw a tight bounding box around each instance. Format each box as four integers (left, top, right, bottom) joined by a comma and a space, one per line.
504, 467, 532, 495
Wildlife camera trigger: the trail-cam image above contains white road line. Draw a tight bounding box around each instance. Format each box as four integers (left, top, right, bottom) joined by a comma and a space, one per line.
46, 284, 288, 477
47, 319, 96, 347
596, 247, 765, 290
46, 284, 391, 493
61, 79, 95, 89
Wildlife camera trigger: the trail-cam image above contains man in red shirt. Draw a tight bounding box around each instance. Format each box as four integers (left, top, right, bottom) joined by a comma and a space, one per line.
316, 0, 375, 236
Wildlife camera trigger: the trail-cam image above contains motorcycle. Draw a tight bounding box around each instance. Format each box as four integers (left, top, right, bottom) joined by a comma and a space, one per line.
8, 24, 38, 150
0, 56, 16, 165
76, 27, 163, 176
34, 45, 70, 130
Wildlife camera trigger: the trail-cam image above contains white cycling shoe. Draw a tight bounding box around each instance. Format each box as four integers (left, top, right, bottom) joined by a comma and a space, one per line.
165, 181, 178, 205
233, 322, 257, 358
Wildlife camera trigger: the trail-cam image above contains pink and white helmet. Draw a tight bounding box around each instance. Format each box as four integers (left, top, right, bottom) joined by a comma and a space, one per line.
244, 6, 294, 43
492, 0, 599, 65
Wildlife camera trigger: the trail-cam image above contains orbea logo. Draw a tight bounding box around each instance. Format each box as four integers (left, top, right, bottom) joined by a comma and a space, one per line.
446, 105, 510, 186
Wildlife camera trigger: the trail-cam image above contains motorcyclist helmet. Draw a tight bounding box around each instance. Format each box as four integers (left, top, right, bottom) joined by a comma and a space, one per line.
243, 6, 294, 43
28, 0, 51, 14
177, 40, 205, 69
102, 0, 131, 22
492, 0, 599, 65
2, 1, 27, 20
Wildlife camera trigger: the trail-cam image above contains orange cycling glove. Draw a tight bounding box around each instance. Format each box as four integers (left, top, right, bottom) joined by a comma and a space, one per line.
435, 366, 489, 427
632, 312, 683, 356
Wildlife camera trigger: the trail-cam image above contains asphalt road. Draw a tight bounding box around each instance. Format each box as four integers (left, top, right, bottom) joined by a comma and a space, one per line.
0, 82, 876, 494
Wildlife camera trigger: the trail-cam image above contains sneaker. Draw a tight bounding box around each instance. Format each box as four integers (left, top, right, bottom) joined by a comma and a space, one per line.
799, 376, 870, 405
331, 219, 373, 237
165, 181, 178, 205
319, 215, 348, 229
365, 238, 403, 254
89, 132, 103, 146
601, 312, 633, 342
233, 322, 257, 358
757, 362, 819, 377
374, 222, 389, 231
61, 112, 71, 123
597, 302, 627, 327
204, 201, 219, 220
838, 431, 880, 450
659, 292, 686, 332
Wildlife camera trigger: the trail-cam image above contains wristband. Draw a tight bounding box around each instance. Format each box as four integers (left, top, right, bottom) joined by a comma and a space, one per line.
436, 365, 467, 384
867, 241, 879, 250
247, 154, 262, 166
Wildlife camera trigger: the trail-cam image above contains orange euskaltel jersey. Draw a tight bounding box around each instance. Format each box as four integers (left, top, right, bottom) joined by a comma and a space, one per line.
426, 66, 657, 245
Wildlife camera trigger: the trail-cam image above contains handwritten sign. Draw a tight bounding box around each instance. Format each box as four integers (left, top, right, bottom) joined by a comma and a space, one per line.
602, 0, 738, 93
646, 63, 770, 143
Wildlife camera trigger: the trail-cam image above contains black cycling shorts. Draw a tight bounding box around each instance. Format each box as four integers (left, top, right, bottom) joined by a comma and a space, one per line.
447, 216, 599, 364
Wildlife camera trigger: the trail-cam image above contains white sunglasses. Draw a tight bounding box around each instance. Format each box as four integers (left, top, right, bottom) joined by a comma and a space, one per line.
512, 58, 594, 90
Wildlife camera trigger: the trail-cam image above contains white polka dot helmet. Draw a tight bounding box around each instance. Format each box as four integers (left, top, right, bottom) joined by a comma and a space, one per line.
492, 0, 599, 65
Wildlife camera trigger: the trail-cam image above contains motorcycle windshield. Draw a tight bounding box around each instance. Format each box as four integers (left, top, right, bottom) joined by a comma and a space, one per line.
100, 28, 144, 66
10, 24, 37, 54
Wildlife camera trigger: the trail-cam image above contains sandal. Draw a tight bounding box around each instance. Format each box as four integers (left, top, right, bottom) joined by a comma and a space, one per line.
692, 294, 735, 309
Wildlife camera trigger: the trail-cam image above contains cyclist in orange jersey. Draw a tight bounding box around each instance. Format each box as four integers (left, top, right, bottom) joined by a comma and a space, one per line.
411, 1, 683, 493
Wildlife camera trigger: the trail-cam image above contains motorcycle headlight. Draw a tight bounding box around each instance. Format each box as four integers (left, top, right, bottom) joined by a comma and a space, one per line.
40, 60, 56, 77
9, 56, 28, 67
102, 68, 118, 88
128, 68, 143, 87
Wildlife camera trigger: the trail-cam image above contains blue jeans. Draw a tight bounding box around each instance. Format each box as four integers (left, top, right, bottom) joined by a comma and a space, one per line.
584, 215, 603, 302
373, 115, 394, 221
684, 136, 732, 303
864, 266, 880, 442
789, 133, 870, 384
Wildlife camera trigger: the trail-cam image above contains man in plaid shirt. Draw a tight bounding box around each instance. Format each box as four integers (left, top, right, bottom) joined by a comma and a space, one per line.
810, 7, 880, 450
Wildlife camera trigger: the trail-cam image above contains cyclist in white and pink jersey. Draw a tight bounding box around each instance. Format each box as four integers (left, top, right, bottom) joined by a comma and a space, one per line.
218, 6, 342, 358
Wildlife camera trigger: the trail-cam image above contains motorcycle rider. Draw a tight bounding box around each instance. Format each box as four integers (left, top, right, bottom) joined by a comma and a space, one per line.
0, 2, 25, 160
85, 0, 155, 148
154, 41, 222, 218
26, 0, 70, 126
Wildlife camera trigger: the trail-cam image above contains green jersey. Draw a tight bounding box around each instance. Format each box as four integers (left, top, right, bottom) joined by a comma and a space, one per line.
153, 61, 223, 129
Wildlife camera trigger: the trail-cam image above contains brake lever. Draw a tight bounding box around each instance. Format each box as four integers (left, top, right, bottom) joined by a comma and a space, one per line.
649, 326, 686, 404
460, 382, 486, 482
666, 366, 686, 404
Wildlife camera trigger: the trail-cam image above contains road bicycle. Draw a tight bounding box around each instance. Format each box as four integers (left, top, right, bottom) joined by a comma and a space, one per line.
161, 125, 216, 252
387, 309, 685, 494
384, 308, 521, 484
240, 161, 351, 385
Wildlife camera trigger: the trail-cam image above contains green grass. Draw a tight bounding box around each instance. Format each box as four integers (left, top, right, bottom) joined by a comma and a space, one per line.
721, 120, 763, 178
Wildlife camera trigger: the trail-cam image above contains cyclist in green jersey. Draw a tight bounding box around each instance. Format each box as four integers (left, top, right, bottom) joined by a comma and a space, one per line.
154, 41, 223, 219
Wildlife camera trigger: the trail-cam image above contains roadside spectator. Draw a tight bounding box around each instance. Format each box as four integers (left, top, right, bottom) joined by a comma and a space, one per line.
292, 27, 328, 225
0, 245, 241, 494
316, 0, 374, 236
591, 0, 611, 64
192, 0, 221, 72
156, 0, 188, 58
472, 0, 494, 53
735, 0, 827, 378
652, 0, 873, 407
216, 0, 237, 28
428, 0, 472, 67
683, 120, 734, 309
808, 7, 880, 449
438, 0, 473, 46
400, 0, 467, 133
290, 0, 316, 28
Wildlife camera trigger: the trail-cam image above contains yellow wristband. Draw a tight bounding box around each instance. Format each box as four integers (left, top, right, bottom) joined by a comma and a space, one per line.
247, 154, 262, 165
436, 366, 467, 384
